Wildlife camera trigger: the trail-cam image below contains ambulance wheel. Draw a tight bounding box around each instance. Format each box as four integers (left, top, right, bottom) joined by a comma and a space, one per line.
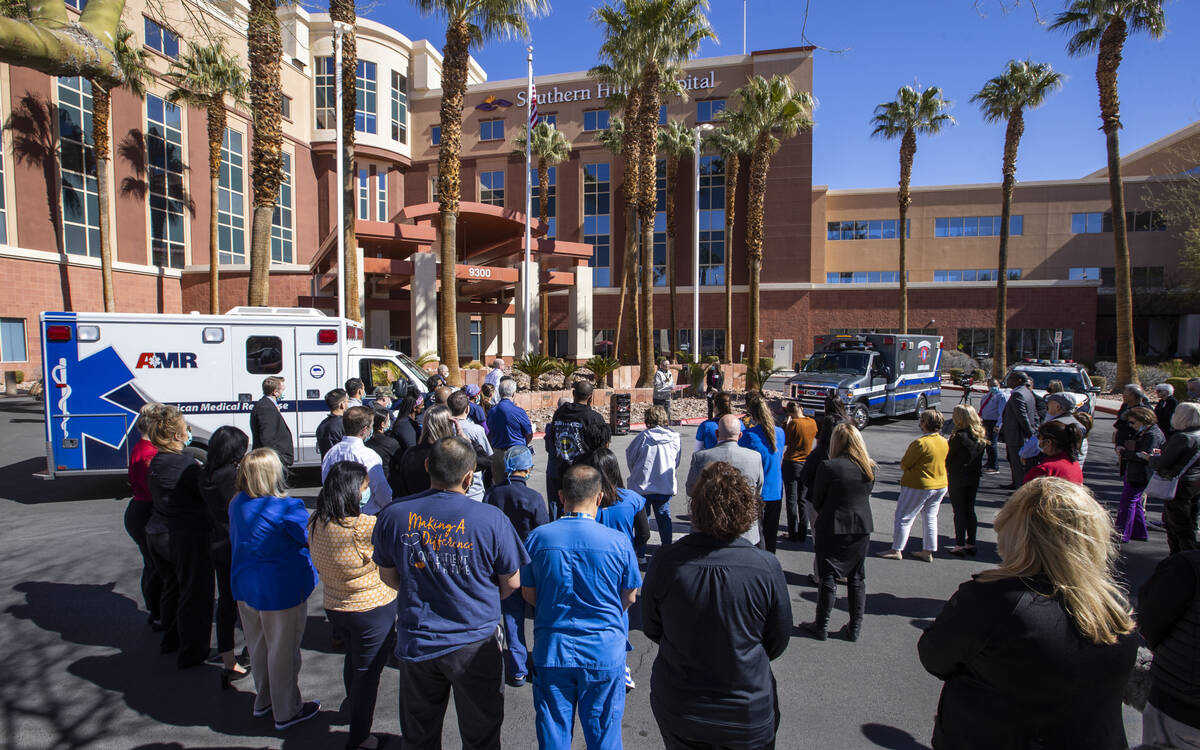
850, 403, 870, 431
915, 395, 928, 416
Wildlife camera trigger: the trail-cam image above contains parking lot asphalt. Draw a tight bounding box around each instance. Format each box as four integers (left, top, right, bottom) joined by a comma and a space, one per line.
0, 394, 1164, 749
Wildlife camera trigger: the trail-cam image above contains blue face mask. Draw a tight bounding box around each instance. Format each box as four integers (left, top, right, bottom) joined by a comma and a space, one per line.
183, 429, 193, 447
361, 487, 372, 508
989, 386, 999, 393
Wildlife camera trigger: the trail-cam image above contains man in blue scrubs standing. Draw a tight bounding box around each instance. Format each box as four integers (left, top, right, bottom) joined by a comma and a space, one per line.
522, 464, 642, 750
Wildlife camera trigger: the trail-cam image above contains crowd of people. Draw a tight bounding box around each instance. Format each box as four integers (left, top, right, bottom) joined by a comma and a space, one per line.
116, 366, 1200, 749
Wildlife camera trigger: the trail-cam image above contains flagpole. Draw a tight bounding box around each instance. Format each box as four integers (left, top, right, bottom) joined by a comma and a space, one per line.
523, 46, 533, 356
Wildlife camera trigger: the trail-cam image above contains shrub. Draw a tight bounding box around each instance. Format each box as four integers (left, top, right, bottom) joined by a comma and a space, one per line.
675, 351, 707, 392
1158, 359, 1200, 379
463, 360, 485, 370
751, 357, 784, 390
1166, 377, 1189, 400
972, 368, 987, 382
1091, 375, 1108, 393
555, 358, 582, 381
585, 356, 621, 388
1092, 361, 1169, 390
511, 353, 558, 390
13, 370, 24, 384
941, 350, 979, 372
947, 367, 964, 383
414, 351, 438, 368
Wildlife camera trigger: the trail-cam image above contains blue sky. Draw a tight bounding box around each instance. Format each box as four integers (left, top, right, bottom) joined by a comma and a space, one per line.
370, 1, 1200, 190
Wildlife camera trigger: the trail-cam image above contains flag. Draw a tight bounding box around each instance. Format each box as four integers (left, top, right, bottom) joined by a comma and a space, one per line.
529, 83, 539, 128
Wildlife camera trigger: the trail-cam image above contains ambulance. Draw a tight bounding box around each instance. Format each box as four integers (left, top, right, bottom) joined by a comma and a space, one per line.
39, 307, 429, 477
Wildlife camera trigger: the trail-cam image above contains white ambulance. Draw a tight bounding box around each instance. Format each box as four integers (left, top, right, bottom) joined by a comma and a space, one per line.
39, 307, 429, 477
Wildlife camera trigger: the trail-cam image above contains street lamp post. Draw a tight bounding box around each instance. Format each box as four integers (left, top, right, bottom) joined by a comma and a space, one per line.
692, 123, 714, 362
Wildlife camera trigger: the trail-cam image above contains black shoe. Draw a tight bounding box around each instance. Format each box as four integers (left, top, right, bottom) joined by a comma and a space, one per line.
800, 622, 827, 641
221, 665, 252, 690
160, 638, 179, 655
836, 624, 861, 642
274, 700, 320, 731
505, 674, 527, 688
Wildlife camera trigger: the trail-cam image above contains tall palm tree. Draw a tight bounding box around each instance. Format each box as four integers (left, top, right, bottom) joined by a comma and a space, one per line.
246, 0, 285, 306
166, 42, 248, 315
870, 84, 955, 334
724, 74, 813, 389
659, 118, 692, 357
591, 11, 645, 364
1051, 0, 1165, 387
512, 120, 571, 355
972, 60, 1063, 379
705, 123, 750, 363
331, 0, 361, 322
626, 0, 715, 387
411, 0, 550, 387
90, 26, 149, 312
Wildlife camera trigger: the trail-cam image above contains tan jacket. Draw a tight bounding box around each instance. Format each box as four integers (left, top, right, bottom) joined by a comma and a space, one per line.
308, 515, 397, 612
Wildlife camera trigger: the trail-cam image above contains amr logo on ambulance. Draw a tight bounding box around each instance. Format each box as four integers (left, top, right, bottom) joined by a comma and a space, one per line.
135, 352, 199, 369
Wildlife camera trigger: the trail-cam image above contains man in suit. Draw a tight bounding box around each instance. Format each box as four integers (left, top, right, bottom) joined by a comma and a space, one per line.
250, 376, 293, 467
1000, 372, 1038, 490
685, 414, 764, 545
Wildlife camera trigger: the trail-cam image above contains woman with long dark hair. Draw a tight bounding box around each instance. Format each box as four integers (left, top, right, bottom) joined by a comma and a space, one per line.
389, 394, 421, 452
200, 425, 252, 688
1024, 419, 1084, 485
590, 447, 651, 556
309, 461, 396, 750
739, 393, 787, 553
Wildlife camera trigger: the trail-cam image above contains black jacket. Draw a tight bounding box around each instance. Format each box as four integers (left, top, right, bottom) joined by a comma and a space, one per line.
199, 462, 237, 544
1138, 550, 1200, 727
644, 534, 791, 746
546, 402, 608, 465
918, 575, 1138, 750
390, 416, 420, 452
389, 443, 433, 498
1150, 429, 1200, 486
811, 457, 874, 536
316, 413, 344, 457
1156, 396, 1179, 436
249, 396, 293, 466
365, 432, 400, 468
705, 366, 724, 392
147, 452, 208, 534
1000, 386, 1038, 444
1119, 424, 1166, 488
945, 432, 985, 486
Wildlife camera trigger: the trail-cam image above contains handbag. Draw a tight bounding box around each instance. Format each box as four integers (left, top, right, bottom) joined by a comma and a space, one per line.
1144, 449, 1200, 501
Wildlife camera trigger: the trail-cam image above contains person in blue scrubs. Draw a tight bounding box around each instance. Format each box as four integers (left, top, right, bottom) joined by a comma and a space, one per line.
522, 465, 642, 750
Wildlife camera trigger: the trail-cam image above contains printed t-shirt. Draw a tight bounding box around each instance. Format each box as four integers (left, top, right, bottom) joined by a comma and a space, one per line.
373, 488, 529, 661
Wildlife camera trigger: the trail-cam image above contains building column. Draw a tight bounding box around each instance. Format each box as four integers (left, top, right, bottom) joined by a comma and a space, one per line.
500, 316, 516, 359
482, 315, 501, 360
568, 265, 594, 362
514, 260, 540, 357
409, 251, 438, 359
367, 308, 390, 349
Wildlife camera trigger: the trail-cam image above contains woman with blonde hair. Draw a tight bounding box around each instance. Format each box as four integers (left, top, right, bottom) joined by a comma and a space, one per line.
879, 409, 948, 562
800, 423, 875, 642
946, 405, 988, 557
918, 478, 1138, 749
125, 403, 165, 629
143, 404, 213, 668
229, 448, 320, 731
739, 393, 787, 553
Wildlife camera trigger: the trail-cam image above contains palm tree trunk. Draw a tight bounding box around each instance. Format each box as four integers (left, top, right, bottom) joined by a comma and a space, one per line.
538, 159, 550, 356
745, 140, 770, 390
724, 152, 738, 363
1099, 19, 1137, 387
666, 155, 678, 359
246, 0, 284, 307
897, 129, 916, 335
614, 89, 643, 364
436, 18, 471, 386
332, 0, 360, 322
993, 110, 1023, 378
207, 96, 226, 315
91, 83, 114, 312
636, 68, 660, 387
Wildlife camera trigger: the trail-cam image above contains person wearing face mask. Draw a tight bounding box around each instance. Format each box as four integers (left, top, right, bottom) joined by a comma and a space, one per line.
250, 376, 294, 467
144, 405, 214, 669
977, 379, 1008, 473
309, 462, 397, 750
1024, 420, 1084, 485
321, 406, 394, 515
1115, 406, 1165, 543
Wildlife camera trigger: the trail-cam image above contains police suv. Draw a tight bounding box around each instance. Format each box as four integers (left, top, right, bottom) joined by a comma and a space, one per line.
1004, 359, 1100, 415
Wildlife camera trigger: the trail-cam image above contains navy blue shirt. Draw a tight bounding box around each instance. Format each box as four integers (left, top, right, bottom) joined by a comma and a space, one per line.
484, 475, 549, 542
468, 401, 489, 434
373, 488, 530, 661
486, 398, 533, 450
522, 515, 642, 669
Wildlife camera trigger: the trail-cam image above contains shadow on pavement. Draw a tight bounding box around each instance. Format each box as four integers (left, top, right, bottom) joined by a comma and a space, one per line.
5, 580, 338, 746
861, 722, 931, 749
865, 592, 946, 620
0, 456, 131, 505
